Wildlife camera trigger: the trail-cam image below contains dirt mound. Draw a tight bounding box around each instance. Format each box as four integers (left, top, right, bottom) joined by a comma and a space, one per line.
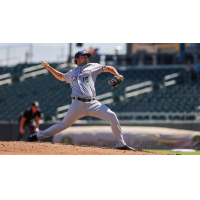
0, 141, 168, 155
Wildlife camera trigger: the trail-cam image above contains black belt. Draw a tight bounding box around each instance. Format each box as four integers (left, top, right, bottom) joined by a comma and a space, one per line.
73, 97, 95, 102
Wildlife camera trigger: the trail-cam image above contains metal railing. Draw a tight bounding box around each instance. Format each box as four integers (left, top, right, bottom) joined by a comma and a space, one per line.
56, 105, 70, 120
0, 73, 12, 86
164, 73, 180, 87
115, 112, 199, 121
54, 111, 200, 123
124, 81, 153, 99
96, 92, 113, 104
20, 64, 48, 81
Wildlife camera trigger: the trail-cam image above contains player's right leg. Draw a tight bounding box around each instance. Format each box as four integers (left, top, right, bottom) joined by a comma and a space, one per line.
86, 100, 135, 150
26, 99, 86, 142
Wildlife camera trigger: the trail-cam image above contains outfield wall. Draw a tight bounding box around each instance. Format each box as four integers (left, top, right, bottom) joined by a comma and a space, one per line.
0, 123, 53, 142
53, 126, 200, 149
1, 121, 200, 145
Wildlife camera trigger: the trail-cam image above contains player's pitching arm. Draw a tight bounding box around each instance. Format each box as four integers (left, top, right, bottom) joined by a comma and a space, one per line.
103, 65, 123, 79
41, 60, 65, 81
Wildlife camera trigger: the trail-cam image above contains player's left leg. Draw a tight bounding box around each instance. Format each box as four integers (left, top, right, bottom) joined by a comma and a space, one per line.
86, 100, 134, 150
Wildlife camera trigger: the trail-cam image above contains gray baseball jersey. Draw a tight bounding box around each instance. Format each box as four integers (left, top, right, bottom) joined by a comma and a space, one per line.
63, 63, 105, 98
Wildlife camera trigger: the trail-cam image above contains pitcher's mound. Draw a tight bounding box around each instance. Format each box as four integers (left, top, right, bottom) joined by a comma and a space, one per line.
0, 141, 168, 155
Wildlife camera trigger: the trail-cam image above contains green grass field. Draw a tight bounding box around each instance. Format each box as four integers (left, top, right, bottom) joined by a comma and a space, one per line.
144, 149, 200, 155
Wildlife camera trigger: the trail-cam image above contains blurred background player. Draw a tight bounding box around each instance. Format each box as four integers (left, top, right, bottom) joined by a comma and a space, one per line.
17, 101, 42, 141
89, 48, 101, 63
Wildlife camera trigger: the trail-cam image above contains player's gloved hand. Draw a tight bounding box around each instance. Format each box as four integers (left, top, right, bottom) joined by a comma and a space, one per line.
41, 60, 50, 68
108, 74, 124, 89
20, 128, 25, 134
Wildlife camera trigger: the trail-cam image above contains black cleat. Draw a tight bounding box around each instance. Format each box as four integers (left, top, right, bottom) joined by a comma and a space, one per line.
116, 145, 135, 151
25, 133, 38, 142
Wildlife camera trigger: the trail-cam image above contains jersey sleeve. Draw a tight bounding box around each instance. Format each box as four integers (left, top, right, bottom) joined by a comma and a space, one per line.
23, 110, 29, 119
93, 64, 106, 75
63, 72, 70, 83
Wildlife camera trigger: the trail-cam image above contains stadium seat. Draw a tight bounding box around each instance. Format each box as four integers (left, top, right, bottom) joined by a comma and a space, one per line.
0, 64, 199, 122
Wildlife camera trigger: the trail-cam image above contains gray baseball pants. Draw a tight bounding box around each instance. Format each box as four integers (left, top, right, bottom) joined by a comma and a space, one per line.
36, 99, 126, 148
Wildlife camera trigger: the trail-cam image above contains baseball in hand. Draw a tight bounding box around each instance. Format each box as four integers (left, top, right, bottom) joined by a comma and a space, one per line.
41, 60, 47, 66
34, 128, 39, 132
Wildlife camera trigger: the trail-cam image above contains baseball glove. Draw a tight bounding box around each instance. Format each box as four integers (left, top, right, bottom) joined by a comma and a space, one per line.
108, 75, 124, 89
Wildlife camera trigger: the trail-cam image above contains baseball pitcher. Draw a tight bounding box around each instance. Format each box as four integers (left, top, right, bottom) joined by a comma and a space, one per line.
26, 50, 134, 150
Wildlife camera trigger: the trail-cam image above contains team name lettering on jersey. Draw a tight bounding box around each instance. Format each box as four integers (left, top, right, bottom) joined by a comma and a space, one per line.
71, 70, 91, 84
79, 70, 91, 77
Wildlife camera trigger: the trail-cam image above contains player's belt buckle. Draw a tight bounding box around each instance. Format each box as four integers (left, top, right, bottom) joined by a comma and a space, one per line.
80, 97, 91, 102
73, 97, 95, 102
73, 97, 89, 102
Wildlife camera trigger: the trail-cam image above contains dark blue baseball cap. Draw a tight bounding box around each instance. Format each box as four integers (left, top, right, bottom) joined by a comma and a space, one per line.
75, 50, 91, 59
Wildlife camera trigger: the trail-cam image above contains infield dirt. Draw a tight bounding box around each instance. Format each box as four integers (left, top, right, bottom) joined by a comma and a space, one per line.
0, 141, 172, 155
